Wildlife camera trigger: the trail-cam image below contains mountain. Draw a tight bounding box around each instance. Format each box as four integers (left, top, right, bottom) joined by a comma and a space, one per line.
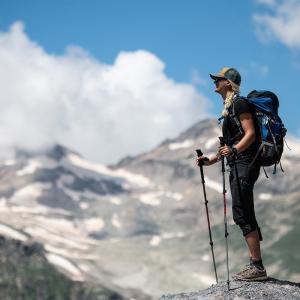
0, 235, 123, 300
0, 118, 299, 298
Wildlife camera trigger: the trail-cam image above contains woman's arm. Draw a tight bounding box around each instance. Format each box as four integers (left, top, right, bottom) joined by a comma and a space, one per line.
234, 112, 256, 153
219, 112, 256, 157
196, 154, 219, 166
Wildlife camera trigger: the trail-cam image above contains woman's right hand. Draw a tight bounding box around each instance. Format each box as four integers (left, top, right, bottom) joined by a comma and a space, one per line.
196, 156, 211, 166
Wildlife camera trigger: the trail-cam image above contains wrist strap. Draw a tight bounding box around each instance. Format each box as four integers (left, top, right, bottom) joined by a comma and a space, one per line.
229, 146, 238, 157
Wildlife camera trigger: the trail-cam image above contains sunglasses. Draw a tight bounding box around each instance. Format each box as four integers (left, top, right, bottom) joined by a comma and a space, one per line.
214, 77, 226, 84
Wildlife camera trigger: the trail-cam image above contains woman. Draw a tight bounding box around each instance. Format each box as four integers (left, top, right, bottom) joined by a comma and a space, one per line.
197, 67, 267, 281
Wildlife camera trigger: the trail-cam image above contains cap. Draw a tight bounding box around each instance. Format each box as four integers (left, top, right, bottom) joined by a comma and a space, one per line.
210, 67, 241, 86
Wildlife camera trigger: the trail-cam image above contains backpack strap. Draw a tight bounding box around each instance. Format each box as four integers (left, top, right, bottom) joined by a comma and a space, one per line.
262, 166, 269, 178
248, 142, 265, 168
279, 161, 284, 172
267, 117, 279, 154
230, 96, 262, 166
230, 97, 245, 138
273, 163, 277, 175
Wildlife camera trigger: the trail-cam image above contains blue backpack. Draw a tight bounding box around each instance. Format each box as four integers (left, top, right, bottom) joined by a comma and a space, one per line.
232, 90, 287, 175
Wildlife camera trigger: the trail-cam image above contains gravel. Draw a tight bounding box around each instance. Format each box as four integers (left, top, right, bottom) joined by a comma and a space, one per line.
159, 278, 300, 300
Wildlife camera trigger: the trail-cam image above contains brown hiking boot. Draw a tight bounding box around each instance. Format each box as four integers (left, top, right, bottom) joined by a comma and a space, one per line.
234, 265, 268, 281
232, 264, 252, 279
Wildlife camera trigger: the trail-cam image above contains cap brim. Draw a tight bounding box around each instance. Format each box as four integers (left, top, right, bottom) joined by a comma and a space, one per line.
209, 74, 225, 81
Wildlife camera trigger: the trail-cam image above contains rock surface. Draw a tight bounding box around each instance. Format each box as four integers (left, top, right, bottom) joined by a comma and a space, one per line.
159, 278, 300, 300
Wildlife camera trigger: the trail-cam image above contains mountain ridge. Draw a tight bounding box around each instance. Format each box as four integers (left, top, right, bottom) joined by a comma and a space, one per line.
0, 117, 299, 298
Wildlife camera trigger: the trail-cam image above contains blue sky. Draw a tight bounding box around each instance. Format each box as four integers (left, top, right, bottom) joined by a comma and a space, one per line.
0, 0, 299, 163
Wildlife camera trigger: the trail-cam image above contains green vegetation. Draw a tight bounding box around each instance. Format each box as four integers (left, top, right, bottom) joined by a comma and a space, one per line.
0, 237, 122, 300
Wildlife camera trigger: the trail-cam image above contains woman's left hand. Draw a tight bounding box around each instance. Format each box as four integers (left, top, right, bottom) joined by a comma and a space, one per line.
218, 145, 233, 157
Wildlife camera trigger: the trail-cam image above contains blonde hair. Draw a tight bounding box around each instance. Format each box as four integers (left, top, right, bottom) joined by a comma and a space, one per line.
221, 80, 240, 117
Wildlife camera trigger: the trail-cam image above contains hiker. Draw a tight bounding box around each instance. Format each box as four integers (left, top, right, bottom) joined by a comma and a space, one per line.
197, 67, 267, 281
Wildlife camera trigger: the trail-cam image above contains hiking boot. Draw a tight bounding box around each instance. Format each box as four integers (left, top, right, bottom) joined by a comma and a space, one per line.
232, 264, 252, 279
234, 265, 268, 281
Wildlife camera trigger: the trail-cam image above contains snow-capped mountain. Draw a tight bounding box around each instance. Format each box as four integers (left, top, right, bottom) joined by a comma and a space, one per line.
0, 119, 299, 299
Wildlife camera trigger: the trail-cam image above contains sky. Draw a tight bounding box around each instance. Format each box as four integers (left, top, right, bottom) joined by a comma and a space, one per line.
0, 0, 299, 164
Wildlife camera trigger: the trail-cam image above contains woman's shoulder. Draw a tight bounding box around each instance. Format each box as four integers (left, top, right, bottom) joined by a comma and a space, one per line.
234, 96, 249, 106
233, 97, 252, 115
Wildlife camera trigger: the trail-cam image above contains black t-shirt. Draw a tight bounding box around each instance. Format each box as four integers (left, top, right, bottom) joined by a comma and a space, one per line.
222, 98, 259, 164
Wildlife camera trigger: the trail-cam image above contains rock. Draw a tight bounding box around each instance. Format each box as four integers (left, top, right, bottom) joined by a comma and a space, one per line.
159, 278, 300, 300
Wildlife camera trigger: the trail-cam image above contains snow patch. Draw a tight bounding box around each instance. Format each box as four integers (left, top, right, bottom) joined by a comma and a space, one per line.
10, 183, 51, 204
35, 217, 78, 234
205, 138, 218, 150
80, 202, 89, 210
110, 197, 122, 205
259, 193, 272, 200
201, 254, 210, 262
165, 191, 183, 201
2, 204, 71, 216
168, 139, 194, 150
139, 192, 161, 206
0, 197, 7, 206
46, 253, 84, 281
204, 177, 223, 193
45, 244, 99, 260
150, 232, 185, 247
66, 153, 152, 188
4, 159, 16, 166
24, 227, 88, 250
17, 159, 42, 176
150, 235, 161, 246
78, 263, 90, 273
112, 213, 122, 229
0, 224, 28, 242
140, 191, 183, 206
114, 170, 152, 188
161, 232, 185, 239
83, 218, 105, 233
16, 157, 58, 176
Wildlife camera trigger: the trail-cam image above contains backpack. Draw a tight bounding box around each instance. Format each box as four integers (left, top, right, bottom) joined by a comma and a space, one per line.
232, 90, 287, 176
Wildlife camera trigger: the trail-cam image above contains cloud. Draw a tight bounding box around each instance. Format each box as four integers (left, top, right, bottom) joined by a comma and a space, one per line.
249, 62, 269, 77
190, 69, 208, 88
0, 22, 211, 164
253, 0, 300, 49
255, 0, 277, 7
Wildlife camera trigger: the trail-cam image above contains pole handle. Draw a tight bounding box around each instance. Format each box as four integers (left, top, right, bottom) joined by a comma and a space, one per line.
195, 149, 209, 164
219, 136, 225, 147
195, 149, 203, 157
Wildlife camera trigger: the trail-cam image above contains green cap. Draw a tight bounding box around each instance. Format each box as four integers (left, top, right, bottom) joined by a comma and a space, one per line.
210, 67, 241, 86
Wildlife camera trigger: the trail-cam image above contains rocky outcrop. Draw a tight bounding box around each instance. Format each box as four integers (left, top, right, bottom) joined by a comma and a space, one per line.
159, 278, 300, 300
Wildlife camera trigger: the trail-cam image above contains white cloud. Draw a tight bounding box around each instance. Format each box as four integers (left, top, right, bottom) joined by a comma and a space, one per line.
190, 69, 208, 87
255, 0, 277, 7
253, 0, 300, 49
0, 21, 211, 164
249, 62, 269, 77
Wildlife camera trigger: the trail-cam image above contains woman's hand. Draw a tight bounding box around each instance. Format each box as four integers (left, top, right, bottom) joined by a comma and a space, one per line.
196, 156, 212, 166
218, 145, 233, 157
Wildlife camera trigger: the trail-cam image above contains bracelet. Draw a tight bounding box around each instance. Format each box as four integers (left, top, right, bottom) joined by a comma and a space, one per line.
230, 146, 238, 157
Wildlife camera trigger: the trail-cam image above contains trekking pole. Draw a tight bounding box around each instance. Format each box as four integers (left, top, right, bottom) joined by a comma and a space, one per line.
195, 149, 218, 284
219, 137, 230, 291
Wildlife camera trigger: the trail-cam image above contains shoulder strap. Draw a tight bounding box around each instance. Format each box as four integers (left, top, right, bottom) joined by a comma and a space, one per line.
230, 98, 244, 137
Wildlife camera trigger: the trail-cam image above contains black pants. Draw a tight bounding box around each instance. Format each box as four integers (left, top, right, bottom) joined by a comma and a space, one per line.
229, 162, 262, 241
